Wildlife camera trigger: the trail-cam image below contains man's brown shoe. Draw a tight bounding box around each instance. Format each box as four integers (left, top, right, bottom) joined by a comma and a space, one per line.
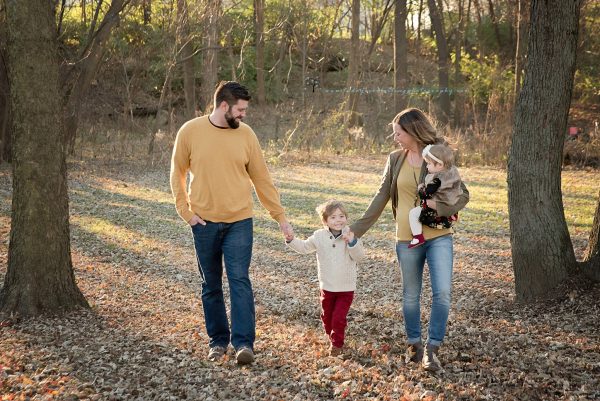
235, 346, 255, 365
207, 345, 227, 361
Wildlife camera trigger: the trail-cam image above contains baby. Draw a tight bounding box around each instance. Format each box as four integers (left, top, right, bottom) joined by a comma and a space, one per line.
408, 144, 463, 248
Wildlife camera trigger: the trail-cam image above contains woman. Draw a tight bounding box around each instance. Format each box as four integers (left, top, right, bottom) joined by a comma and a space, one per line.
349, 108, 469, 372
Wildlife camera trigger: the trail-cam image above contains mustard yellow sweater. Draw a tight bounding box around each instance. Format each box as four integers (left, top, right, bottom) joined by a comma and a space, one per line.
170, 116, 286, 224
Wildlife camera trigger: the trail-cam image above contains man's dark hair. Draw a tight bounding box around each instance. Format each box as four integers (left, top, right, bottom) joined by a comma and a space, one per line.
214, 81, 251, 107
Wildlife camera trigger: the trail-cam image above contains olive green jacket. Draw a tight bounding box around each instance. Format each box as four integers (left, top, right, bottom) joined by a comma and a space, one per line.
350, 150, 470, 238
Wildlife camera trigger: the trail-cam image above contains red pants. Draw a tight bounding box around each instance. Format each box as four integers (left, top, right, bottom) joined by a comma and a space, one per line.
320, 289, 354, 348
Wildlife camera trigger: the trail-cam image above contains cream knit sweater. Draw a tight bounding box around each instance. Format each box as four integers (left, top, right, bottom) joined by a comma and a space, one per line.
287, 228, 366, 292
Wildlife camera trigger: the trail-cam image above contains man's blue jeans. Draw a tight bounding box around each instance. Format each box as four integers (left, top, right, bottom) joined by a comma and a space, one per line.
191, 218, 254, 350
396, 234, 453, 347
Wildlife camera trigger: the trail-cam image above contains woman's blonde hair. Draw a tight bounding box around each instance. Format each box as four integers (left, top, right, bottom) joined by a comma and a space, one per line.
316, 199, 348, 223
392, 108, 444, 147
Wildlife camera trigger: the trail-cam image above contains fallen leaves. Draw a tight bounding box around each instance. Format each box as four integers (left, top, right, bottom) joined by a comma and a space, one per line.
0, 159, 599, 400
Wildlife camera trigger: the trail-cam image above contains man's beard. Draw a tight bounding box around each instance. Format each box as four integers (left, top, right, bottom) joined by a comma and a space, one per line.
225, 111, 241, 129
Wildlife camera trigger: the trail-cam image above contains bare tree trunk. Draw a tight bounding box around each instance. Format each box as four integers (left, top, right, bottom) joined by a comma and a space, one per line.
318, 0, 344, 90
394, 0, 409, 111
514, 0, 528, 96
300, 12, 308, 108
272, 18, 291, 97
465, 0, 472, 48
487, 0, 502, 48
1, 0, 89, 316
148, 60, 175, 155
81, 0, 87, 24
143, 0, 152, 25
57, 0, 67, 36
200, 0, 221, 113
346, 0, 361, 127
427, 0, 450, 123
507, 0, 583, 302
254, 0, 266, 104
0, 46, 11, 164
64, 0, 128, 155
473, 0, 484, 57
178, 0, 195, 119
453, 0, 466, 126
507, 0, 517, 59
366, 0, 394, 57
227, 33, 238, 82
416, 0, 423, 57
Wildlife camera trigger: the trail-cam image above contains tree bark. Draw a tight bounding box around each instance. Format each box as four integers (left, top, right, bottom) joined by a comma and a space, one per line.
1, 0, 88, 316
416, 0, 423, 57
300, 11, 308, 108
514, 0, 529, 96
81, 0, 87, 25
346, 0, 361, 127
200, 0, 221, 113
507, 0, 582, 302
487, 0, 502, 49
394, 0, 409, 111
178, 0, 196, 119
143, 0, 151, 25
465, 0, 472, 49
473, 0, 484, 57
453, 0, 466, 127
254, 0, 266, 104
427, 0, 451, 123
0, 46, 11, 164
272, 17, 291, 97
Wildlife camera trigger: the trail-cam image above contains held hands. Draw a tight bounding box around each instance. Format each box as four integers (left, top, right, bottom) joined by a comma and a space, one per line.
188, 215, 206, 226
188, 216, 295, 241
280, 220, 294, 242
342, 226, 355, 244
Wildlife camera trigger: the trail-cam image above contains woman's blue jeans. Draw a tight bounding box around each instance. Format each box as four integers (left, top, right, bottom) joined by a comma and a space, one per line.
191, 218, 254, 350
395, 234, 453, 347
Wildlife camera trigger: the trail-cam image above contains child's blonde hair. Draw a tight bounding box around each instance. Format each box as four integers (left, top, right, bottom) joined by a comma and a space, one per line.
316, 199, 348, 223
424, 144, 455, 167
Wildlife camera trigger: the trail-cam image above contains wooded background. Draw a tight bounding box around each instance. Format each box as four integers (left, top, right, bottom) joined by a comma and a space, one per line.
0, 4, 599, 398
1, 0, 599, 314
1, 0, 598, 166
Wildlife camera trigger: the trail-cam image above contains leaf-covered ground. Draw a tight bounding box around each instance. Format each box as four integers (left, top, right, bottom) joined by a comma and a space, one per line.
0, 156, 599, 400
